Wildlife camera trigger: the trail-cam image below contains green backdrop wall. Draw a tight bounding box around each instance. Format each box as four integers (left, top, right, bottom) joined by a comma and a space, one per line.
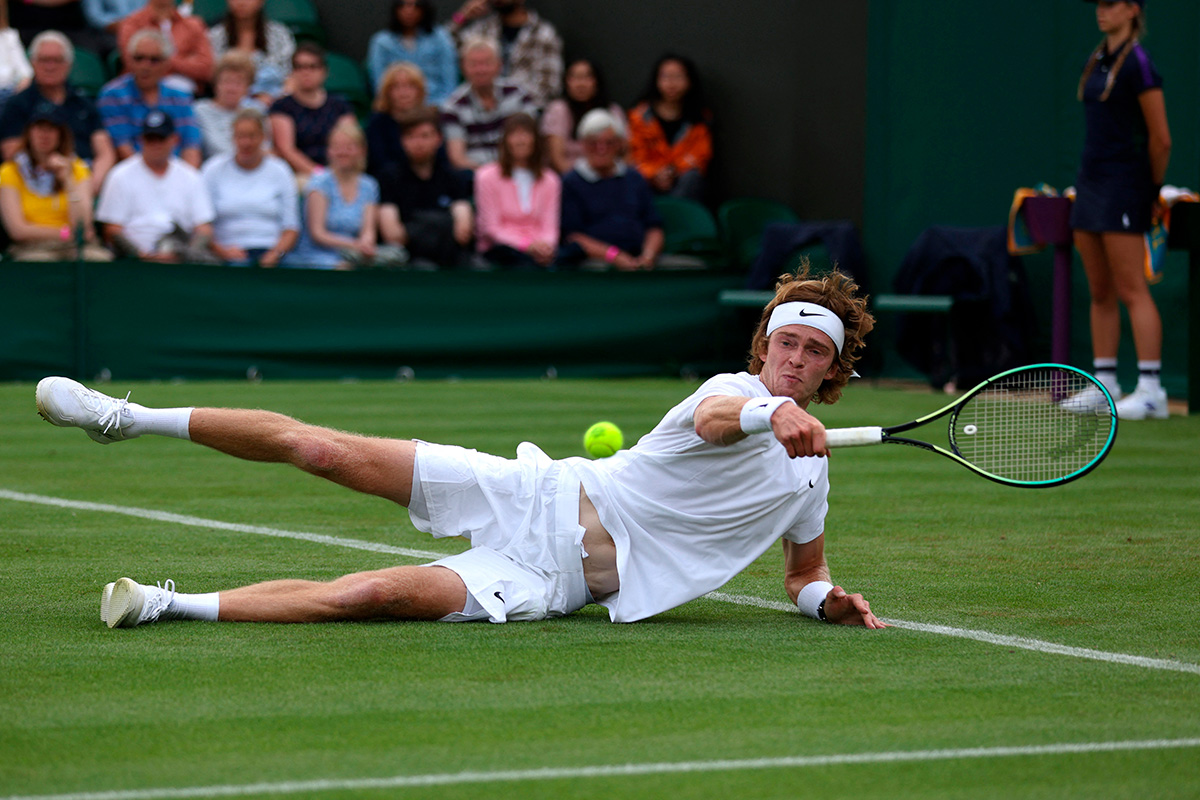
865, 0, 1199, 396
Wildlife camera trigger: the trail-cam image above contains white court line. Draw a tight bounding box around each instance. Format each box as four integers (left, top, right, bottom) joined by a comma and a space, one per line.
707, 592, 1200, 675
4, 488, 1200, 676
0, 489, 444, 561
4, 738, 1200, 800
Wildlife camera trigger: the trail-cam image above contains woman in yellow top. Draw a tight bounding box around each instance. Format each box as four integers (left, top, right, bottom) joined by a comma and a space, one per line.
0, 108, 110, 261
626, 54, 713, 202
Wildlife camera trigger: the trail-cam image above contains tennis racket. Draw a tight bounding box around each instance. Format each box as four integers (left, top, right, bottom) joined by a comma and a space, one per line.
825, 364, 1118, 487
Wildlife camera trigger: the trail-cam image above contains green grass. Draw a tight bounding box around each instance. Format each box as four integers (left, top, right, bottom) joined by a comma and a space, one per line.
2, 378, 1198, 799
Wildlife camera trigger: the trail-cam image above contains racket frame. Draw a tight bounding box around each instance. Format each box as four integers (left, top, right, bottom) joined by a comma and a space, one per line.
825, 363, 1119, 488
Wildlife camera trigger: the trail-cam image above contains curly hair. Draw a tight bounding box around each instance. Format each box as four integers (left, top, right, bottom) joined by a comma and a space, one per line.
746, 263, 874, 405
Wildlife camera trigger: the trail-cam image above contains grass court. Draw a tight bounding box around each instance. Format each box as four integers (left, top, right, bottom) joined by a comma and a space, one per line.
2, 377, 1198, 799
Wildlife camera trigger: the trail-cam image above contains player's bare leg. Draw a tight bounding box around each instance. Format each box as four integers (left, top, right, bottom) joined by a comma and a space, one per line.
188, 408, 417, 506
216, 565, 468, 622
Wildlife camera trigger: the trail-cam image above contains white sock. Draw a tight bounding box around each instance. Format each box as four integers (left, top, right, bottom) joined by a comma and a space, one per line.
1093, 358, 1120, 396
164, 591, 220, 621
127, 405, 194, 440
1136, 361, 1162, 393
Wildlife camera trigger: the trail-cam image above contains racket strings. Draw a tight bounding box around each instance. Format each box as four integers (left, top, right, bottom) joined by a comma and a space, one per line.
951, 368, 1116, 483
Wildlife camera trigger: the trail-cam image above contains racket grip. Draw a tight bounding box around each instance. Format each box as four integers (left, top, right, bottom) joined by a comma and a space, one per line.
825, 426, 884, 447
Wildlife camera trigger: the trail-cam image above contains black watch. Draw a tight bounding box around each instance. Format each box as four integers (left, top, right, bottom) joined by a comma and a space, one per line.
816, 598, 830, 623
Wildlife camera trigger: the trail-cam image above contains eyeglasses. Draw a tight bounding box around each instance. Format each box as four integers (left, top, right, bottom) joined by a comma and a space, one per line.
293, 61, 324, 71
34, 55, 68, 65
132, 54, 166, 64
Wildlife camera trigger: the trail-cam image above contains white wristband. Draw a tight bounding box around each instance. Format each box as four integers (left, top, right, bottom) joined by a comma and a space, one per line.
739, 396, 796, 434
796, 580, 834, 620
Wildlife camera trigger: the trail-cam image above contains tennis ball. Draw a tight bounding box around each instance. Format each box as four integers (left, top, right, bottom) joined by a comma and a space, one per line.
584, 421, 624, 458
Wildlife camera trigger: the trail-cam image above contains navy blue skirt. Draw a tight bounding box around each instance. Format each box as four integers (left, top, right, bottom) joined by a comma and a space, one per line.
1070, 166, 1156, 234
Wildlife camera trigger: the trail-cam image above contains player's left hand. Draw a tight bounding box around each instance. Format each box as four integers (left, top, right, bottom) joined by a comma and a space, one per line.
823, 585, 888, 629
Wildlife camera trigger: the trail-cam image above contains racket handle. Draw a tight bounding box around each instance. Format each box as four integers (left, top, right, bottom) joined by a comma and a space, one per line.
825, 426, 884, 447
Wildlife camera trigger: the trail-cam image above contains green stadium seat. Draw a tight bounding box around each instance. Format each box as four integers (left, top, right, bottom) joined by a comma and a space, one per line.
653, 196, 724, 268
323, 51, 371, 118
190, 0, 228, 25
264, 0, 324, 43
68, 47, 110, 96
717, 197, 800, 270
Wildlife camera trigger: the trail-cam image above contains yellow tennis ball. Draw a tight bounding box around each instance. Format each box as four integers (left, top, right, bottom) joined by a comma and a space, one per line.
584, 421, 624, 458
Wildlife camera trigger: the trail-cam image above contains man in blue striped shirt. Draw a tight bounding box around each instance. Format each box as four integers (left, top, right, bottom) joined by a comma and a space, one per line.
97, 29, 201, 168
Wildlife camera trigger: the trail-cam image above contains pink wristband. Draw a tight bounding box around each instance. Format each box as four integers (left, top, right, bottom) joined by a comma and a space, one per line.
59, 225, 71, 242
604, 245, 620, 263
452, 11, 465, 25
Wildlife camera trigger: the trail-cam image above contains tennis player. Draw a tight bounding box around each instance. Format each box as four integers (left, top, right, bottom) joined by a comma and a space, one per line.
36, 269, 886, 630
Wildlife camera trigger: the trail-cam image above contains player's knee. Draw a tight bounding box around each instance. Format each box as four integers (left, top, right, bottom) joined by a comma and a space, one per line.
287, 430, 347, 475
328, 573, 396, 616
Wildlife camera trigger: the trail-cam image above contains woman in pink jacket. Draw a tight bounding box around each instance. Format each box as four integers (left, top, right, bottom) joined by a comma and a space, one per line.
474, 113, 561, 269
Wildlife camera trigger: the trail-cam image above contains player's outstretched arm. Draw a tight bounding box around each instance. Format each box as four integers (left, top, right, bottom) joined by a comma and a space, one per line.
783, 537, 887, 629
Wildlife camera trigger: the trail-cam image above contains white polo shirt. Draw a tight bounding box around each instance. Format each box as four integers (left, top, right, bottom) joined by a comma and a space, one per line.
96, 155, 215, 254
569, 372, 829, 623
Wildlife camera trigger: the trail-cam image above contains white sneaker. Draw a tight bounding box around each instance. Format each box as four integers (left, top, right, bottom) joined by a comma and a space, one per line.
101, 577, 176, 628
1059, 383, 1120, 414
1115, 386, 1169, 420
35, 377, 138, 444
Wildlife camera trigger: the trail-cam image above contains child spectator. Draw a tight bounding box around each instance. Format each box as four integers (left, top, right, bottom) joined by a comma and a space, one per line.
540, 58, 622, 174
366, 0, 457, 106
474, 112, 559, 269
626, 54, 713, 202
0, 107, 110, 261
207, 0, 295, 102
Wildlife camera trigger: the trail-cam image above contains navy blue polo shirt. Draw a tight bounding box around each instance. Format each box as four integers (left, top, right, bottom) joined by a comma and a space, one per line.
0, 84, 105, 162
1079, 40, 1162, 173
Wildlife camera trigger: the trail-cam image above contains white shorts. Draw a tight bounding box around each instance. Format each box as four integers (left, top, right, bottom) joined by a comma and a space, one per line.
408, 440, 593, 623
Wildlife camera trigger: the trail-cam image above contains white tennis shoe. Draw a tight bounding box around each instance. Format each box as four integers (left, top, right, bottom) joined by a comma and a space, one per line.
101, 578, 176, 628
35, 377, 139, 444
1058, 383, 1119, 414
1115, 386, 1169, 420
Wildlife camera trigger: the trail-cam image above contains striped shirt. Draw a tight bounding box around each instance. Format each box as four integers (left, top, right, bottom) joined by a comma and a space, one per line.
439, 77, 537, 166
97, 74, 201, 155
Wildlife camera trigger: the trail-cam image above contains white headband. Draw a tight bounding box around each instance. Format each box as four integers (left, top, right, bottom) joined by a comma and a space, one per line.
766, 302, 845, 354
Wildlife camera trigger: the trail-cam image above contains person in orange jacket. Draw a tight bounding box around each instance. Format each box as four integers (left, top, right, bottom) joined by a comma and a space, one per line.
626, 53, 712, 202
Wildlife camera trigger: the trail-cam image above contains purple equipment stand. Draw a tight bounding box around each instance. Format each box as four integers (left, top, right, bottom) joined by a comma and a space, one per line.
1019, 196, 1075, 366
1165, 201, 1200, 414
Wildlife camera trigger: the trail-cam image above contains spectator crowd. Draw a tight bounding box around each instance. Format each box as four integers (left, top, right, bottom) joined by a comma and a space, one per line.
0, 0, 716, 270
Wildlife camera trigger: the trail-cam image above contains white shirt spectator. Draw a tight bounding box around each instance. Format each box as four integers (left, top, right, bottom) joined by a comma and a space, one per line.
201, 151, 298, 251
96, 154, 215, 253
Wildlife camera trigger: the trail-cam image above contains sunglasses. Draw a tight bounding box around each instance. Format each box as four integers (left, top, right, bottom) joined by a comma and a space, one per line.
132, 54, 166, 64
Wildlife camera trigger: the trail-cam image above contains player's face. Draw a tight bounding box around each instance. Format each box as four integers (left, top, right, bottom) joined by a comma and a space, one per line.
758, 324, 838, 407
